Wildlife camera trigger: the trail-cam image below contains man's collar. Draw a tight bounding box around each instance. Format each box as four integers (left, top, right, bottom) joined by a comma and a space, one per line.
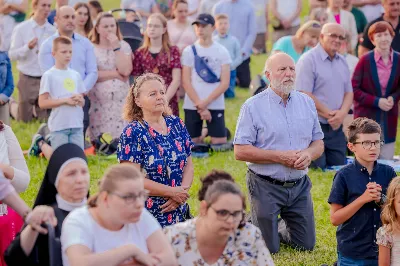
353, 159, 378, 173
55, 31, 79, 40
267, 87, 292, 104
316, 43, 339, 61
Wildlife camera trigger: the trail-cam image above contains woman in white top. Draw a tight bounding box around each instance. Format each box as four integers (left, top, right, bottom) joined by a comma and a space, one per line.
167, 0, 196, 53
61, 164, 177, 266
164, 171, 275, 266
8, 0, 55, 122
0, 120, 30, 266
0, 0, 28, 51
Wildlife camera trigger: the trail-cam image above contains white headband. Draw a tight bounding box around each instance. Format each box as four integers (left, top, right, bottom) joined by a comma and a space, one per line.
55, 158, 87, 188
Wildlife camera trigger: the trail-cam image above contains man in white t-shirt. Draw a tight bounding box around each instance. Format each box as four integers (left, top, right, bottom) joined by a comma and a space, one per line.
270, 0, 302, 42
182, 13, 231, 148
29, 36, 85, 158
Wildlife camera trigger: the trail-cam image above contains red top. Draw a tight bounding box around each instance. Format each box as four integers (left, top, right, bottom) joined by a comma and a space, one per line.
132, 46, 182, 116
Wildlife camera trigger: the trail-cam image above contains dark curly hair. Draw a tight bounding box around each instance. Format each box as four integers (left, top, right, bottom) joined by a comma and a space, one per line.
198, 170, 235, 201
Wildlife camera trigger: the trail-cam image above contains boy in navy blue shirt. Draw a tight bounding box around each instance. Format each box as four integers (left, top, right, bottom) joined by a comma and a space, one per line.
328, 117, 397, 265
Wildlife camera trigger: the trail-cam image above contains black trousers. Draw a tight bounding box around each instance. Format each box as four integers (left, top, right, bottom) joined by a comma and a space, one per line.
83, 95, 90, 138
236, 58, 251, 88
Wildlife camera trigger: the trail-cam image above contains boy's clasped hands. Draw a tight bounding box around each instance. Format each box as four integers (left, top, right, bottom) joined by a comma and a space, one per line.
361, 182, 382, 203
65, 94, 85, 107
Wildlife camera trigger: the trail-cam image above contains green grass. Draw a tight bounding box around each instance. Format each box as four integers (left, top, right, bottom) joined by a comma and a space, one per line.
9, 0, 373, 265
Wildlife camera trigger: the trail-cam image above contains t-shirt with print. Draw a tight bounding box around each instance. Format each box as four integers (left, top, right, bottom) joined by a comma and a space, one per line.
39, 67, 85, 132
182, 41, 231, 110
61, 206, 161, 266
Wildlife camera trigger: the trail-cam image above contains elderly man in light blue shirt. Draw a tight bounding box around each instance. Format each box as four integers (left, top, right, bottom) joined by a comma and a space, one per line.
213, 0, 256, 88
295, 23, 353, 169
234, 52, 324, 254
39, 6, 98, 140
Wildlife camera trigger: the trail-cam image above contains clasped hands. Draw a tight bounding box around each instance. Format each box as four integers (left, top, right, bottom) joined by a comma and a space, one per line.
327, 109, 346, 131
279, 150, 312, 170
65, 94, 85, 107
361, 182, 382, 204
160, 186, 190, 213
378, 96, 394, 112
195, 100, 211, 122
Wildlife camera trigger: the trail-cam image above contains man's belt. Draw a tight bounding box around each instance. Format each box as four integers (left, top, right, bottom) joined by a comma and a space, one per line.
248, 169, 304, 188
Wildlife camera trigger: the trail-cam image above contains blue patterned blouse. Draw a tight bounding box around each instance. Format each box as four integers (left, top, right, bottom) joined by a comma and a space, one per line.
117, 115, 193, 227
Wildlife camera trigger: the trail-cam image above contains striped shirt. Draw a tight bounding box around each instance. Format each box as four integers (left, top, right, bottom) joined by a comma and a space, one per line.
233, 88, 324, 181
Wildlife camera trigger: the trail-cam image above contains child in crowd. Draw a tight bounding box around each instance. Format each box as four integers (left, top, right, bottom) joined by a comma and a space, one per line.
182, 13, 231, 149
328, 117, 397, 265
28, 37, 85, 159
0, 50, 14, 125
377, 176, 400, 266
213, 14, 242, 98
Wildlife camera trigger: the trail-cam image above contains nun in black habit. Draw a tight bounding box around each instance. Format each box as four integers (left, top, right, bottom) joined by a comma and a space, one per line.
4, 143, 90, 266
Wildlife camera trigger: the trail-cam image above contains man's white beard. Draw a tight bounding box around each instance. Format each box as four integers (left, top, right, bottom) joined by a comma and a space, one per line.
271, 79, 295, 95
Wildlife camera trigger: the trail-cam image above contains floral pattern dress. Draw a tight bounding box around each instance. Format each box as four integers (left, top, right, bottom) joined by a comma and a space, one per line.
163, 218, 275, 266
132, 46, 181, 116
88, 41, 132, 141
117, 115, 193, 227
377, 225, 400, 265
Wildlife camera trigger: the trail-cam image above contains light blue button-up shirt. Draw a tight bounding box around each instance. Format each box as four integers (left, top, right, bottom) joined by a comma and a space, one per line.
213, 0, 257, 60
234, 88, 324, 181
213, 34, 243, 70
295, 44, 353, 123
38, 32, 98, 93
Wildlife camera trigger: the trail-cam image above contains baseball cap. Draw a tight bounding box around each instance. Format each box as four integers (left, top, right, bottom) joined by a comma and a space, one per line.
192, 13, 215, 26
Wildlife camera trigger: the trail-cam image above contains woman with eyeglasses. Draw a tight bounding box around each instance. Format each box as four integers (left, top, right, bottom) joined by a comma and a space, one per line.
271, 20, 321, 63
352, 21, 400, 160
61, 164, 177, 266
164, 170, 275, 266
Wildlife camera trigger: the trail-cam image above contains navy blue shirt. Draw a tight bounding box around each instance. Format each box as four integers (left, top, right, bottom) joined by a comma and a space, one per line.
47, 10, 56, 25
328, 160, 396, 259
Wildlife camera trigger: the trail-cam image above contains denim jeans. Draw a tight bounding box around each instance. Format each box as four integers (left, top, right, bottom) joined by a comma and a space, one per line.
338, 253, 378, 266
50, 128, 84, 151
225, 69, 236, 98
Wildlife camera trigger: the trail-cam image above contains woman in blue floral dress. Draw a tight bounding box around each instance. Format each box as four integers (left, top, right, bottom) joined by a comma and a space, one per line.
117, 73, 194, 227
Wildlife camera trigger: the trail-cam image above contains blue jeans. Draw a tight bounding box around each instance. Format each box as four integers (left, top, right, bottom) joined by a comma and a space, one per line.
50, 128, 84, 151
338, 253, 378, 266
225, 70, 236, 98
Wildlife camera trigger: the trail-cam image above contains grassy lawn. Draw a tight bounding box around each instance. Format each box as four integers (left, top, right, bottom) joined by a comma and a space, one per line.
9, 0, 393, 265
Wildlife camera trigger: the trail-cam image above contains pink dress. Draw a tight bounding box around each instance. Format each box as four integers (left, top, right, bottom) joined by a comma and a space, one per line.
88, 41, 132, 141
0, 126, 30, 266
167, 20, 197, 53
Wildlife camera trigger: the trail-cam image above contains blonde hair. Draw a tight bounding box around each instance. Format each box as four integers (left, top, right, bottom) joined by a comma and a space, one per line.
88, 164, 143, 208
381, 177, 400, 233
139, 13, 171, 63
123, 73, 172, 122
89, 12, 122, 44
215, 14, 229, 21
296, 20, 321, 38
52, 36, 72, 52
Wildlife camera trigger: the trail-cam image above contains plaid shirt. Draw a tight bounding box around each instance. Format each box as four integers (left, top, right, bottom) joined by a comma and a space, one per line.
352, 51, 400, 143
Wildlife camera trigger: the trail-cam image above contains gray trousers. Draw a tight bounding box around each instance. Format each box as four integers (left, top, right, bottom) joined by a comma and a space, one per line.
246, 170, 316, 254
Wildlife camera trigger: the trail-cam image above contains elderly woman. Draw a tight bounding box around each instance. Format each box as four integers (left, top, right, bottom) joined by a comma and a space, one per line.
61, 164, 177, 266
4, 143, 90, 266
118, 73, 194, 228
164, 171, 275, 266
352, 21, 400, 160
89, 12, 132, 142
167, 0, 196, 53
74, 2, 92, 37
272, 20, 321, 63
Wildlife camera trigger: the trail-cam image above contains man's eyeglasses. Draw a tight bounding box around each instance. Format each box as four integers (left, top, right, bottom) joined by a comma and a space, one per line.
353, 140, 384, 150
325, 33, 346, 41
108, 190, 149, 204
209, 206, 244, 222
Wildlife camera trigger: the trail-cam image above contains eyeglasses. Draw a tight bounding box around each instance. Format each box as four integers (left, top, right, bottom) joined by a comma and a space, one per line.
353, 140, 384, 150
209, 206, 244, 222
325, 33, 346, 41
108, 190, 149, 204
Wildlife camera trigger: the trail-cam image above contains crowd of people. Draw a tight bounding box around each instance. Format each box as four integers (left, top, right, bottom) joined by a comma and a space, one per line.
0, 0, 400, 265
